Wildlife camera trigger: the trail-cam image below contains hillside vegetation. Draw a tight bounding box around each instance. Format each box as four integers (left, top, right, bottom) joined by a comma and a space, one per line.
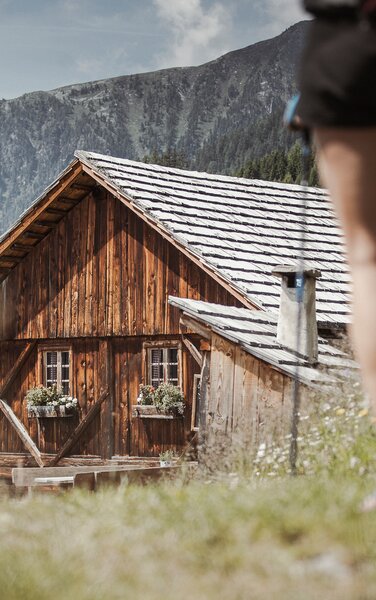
144, 139, 320, 187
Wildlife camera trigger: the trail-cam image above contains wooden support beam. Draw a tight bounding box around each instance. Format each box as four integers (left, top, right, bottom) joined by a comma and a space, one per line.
0, 342, 36, 398
45, 207, 68, 215
0, 400, 44, 468
50, 390, 109, 466
11, 243, 32, 251
0, 255, 23, 262
71, 183, 93, 192
33, 221, 53, 229
0, 259, 19, 268
29, 223, 51, 235
180, 315, 211, 340
58, 197, 79, 205
182, 336, 203, 367
21, 231, 45, 240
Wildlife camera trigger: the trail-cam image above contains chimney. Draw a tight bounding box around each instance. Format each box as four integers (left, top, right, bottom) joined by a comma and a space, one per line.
272, 265, 321, 364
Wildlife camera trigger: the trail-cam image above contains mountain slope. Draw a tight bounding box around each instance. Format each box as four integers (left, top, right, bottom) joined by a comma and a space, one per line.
0, 21, 309, 235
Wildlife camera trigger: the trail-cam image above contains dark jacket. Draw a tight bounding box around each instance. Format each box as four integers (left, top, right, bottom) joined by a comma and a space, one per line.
303, 0, 363, 15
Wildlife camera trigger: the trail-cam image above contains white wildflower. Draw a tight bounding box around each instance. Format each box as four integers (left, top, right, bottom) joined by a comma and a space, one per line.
256, 443, 266, 459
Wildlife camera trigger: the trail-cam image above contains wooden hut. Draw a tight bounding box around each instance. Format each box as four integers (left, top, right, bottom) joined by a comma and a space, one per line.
0, 151, 352, 465
169, 298, 356, 446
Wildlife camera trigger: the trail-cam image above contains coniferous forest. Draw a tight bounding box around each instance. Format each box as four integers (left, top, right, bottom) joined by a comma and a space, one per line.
143, 140, 320, 188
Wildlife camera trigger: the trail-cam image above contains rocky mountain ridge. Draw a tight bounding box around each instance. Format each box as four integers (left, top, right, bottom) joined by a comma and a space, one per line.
0, 21, 309, 235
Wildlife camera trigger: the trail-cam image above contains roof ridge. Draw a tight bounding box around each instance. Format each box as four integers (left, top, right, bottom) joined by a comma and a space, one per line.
75, 150, 328, 196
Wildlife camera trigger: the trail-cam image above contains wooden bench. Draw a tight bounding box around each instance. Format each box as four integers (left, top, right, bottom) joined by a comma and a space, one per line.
12, 464, 181, 492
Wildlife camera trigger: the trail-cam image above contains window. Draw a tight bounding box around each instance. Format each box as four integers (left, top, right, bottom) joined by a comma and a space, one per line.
145, 343, 181, 387
44, 350, 71, 394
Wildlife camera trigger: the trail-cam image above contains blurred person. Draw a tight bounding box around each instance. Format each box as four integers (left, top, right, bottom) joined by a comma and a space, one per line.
298, 0, 376, 405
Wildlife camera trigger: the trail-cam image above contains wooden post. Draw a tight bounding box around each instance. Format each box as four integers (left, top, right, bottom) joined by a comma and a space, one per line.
198, 351, 210, 437
182, 336, 202, 367
99, 340, 114, 459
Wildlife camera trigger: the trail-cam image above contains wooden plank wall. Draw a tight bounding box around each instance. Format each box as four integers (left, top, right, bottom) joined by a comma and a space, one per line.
0, 336, 201, 457
0, 189, 239, 341
0, 339, 104, 455
0, 341, 38, 453
0, 186, 239, 457
128, 338, 199, 456
207, 334, 292, 446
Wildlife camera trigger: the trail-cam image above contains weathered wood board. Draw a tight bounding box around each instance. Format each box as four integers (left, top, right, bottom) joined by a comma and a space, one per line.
207, 334, 292, 446
12, 463, 160, 487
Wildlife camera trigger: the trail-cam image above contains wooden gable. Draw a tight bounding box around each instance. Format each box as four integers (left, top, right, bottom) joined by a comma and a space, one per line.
0, 169, 240, 341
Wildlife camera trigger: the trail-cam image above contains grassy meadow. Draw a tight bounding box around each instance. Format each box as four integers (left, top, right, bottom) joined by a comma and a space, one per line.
1, 379, 376, 600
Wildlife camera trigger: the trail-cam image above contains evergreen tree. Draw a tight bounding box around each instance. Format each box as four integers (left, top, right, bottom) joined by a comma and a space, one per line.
142, 148, 189, 169
286, 142, 303, 183
236, 142, 321, 188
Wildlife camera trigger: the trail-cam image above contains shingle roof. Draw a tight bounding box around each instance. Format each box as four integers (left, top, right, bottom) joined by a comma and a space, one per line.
168, 298, 357, 386
76, 151, 351, 329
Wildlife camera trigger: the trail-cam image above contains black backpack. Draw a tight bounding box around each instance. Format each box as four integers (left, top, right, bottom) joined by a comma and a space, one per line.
303, 0, 363, 15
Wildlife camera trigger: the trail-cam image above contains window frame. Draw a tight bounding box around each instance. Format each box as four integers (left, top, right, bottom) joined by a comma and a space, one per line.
38, 344, 72, 395
191, 374, 201, 431
143, 340, 182, 389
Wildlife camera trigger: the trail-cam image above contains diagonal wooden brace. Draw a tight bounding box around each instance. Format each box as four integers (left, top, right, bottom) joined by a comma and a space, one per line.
0, 342, 36, 398
50, 390, 109, 466
0, 399, 44, 467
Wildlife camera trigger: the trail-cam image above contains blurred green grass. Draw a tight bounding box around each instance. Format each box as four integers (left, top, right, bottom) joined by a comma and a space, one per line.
0, 476, 376, 600
1, 379, 376, 600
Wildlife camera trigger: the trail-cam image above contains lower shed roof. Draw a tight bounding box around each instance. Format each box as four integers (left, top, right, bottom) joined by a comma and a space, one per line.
169, 297, 357, 386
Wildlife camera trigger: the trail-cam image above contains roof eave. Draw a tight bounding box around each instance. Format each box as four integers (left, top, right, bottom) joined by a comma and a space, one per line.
0, 158, 82, 255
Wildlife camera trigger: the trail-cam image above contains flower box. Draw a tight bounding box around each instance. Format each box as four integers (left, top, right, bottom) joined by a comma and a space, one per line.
27, 405, 73, 419
26, 385, 79, 419
131, 405, 179, 420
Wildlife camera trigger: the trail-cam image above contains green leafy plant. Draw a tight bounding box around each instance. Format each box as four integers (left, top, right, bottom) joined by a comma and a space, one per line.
137, 384, 155, 405
137, 383, 185, 416
153, 383, 185, 416
159, 450, 176, 463
25, 385, 78, 411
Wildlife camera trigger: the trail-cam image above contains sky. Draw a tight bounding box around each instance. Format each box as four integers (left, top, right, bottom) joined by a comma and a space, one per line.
0, 0, 307, 100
